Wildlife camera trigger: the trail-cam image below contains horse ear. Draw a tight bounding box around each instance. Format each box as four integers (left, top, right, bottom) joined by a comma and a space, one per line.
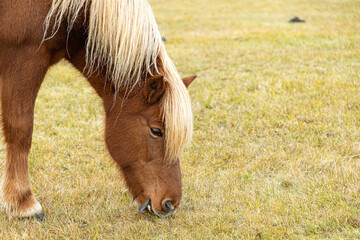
143, 75, 166, 105
182, 75, 197, 88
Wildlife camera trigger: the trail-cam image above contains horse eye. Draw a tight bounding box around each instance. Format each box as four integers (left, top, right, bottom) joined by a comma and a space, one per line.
150, 128, 162, 137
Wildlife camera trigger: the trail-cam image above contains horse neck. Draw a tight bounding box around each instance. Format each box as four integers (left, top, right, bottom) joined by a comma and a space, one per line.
68, 46, 144, 116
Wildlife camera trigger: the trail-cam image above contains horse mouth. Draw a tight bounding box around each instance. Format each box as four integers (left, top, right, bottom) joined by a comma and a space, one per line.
138, 198, 175, 218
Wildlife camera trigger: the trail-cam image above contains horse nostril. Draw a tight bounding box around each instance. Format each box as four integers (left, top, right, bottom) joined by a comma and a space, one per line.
162, 199, 174, 212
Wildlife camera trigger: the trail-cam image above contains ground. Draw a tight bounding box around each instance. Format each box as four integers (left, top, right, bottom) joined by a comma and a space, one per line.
1, 0, 359, 239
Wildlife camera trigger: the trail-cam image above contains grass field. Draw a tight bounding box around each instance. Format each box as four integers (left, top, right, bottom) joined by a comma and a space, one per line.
1, 0, 360, 239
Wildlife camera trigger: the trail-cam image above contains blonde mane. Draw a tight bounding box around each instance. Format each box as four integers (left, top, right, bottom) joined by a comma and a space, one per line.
44, 0, 192, 163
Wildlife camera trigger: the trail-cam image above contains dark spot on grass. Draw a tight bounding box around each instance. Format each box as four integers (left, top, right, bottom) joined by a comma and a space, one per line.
289, 16, 306, 23
281, 180, 293, 188
255, 231, 263, 239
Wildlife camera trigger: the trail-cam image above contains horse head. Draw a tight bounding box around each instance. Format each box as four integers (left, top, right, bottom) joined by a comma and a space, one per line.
91, 73, 196, 217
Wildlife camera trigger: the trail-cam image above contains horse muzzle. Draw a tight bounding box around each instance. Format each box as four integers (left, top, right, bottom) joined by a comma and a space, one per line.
138, 198, 176, 218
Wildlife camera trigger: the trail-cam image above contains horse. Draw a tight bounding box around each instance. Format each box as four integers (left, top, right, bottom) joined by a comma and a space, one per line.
0, 0, 196, 219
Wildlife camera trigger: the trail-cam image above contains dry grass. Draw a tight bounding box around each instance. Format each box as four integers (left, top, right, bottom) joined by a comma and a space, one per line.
1, 0, 360, 239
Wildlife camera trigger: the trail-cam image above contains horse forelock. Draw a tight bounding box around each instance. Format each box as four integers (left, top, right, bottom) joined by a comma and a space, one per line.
159, 49, 193, 164
44, 0, 193, 163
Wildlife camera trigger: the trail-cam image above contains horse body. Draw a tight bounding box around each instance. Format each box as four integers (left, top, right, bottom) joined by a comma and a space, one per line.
0, 0, 195, 218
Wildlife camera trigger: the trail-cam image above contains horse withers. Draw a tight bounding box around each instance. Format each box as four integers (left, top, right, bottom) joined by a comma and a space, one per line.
0, 0, 196, 218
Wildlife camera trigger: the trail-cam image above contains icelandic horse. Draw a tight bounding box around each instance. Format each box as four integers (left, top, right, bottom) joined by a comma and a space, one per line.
0, 0, 196, 219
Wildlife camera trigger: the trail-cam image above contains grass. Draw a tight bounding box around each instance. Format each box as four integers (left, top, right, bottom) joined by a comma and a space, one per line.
1, 0, 360, 238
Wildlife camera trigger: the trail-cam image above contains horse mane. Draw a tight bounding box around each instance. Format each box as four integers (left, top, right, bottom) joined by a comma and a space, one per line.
43, 0, 192, 163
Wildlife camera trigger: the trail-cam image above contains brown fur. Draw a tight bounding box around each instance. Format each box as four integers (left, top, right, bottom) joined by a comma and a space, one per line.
0, 0, 195, 217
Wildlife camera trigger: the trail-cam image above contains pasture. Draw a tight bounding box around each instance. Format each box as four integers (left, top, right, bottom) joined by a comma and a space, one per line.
1, 0, 359, 238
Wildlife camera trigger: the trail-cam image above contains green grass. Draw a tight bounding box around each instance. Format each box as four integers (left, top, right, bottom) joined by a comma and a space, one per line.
1, 0, 360, 238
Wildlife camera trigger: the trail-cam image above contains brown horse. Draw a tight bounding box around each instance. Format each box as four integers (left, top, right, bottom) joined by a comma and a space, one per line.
0, 0, 196, 219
